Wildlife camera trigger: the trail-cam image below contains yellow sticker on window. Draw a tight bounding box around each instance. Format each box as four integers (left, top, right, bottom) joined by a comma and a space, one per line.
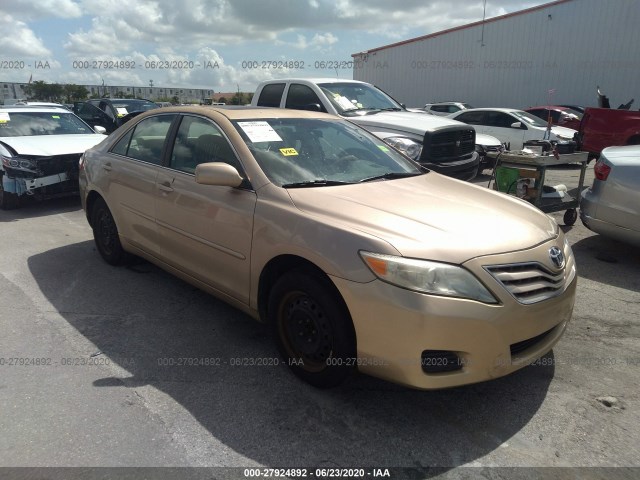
378, 145, 390, 152
279, 148, 298, 156
52, 115, 60, 119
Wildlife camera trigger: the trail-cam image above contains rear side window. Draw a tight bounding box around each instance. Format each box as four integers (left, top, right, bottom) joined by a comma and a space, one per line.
456, 111, 485, 125
257, 83, 285, 107
110, 114, 176, 165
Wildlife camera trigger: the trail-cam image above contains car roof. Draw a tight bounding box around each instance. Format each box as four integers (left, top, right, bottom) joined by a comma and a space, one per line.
526, 106, 572, 111
452, 107, 520, 114
137, 105, 340, 121
261, 78, 371, 85
426, 101, 466, 105
0, 105, 73, 113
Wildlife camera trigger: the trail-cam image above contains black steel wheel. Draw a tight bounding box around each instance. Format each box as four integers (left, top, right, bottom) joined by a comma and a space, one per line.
0, 174, 20, 210
564, 208, 578, 226
91, 197, 128, 265
268, 270, 356, 388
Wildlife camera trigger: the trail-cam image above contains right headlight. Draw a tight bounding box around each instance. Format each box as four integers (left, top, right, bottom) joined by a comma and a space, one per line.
360, 251, 498, 303
383, 137, 423, 161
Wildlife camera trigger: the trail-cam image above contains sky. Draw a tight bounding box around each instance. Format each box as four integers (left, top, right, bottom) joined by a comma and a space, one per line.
1, 0, 546, 93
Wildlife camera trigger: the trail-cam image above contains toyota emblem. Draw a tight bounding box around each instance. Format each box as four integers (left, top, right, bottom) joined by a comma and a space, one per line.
455, 140, 461, 147
549, 246, 565, 269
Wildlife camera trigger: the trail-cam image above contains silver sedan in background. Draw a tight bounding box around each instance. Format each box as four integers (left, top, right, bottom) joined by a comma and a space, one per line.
580, 145, 640, 246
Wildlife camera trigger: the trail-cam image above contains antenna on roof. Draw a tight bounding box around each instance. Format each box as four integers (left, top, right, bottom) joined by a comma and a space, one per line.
480, 0, 487, 46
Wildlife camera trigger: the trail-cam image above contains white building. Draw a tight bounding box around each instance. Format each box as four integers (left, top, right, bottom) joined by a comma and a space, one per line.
352, 0, 640, 109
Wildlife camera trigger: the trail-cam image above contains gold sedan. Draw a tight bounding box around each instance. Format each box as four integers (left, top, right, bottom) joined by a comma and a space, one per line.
79, 106, 576, 389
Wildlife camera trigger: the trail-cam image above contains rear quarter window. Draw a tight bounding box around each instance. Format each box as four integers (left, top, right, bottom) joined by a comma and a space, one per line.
257, 83, 285, 107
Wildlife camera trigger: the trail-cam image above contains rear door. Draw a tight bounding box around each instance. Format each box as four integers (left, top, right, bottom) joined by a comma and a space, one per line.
155, 115, 257, 303
103, 113, 177, 254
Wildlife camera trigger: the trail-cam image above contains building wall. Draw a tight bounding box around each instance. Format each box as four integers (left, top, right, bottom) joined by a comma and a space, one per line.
1, 82, 214, 104
352, 0, 640, 109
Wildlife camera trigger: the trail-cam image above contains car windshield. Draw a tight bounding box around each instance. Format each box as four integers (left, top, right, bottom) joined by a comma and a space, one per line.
233, 118, 423, 187
110, 100, 159, 113
317, 82, 403, 115
0, 111, 95, 137
511, 110, 549, 128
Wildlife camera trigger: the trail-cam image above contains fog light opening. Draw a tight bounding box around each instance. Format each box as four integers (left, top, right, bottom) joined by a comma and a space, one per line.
421, 350, 463, 374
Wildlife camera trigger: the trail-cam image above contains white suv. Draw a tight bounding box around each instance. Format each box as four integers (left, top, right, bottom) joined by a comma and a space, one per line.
423, 102, 473, 116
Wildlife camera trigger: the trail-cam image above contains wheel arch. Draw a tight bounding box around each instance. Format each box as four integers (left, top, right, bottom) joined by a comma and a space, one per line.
85, 190, 104, 227
257, 254, 351, 326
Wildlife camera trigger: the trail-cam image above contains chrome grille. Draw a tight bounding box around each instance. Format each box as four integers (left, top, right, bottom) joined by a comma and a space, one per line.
485, 262, 566, 304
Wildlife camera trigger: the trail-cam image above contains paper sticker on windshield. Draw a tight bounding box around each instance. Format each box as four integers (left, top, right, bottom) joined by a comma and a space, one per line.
0, 112, 10, 123
116, 107, 128, 117
237, 121, 283, 142
378, 145, 390, 152
334, 95, 355, 110
52, 115, 60, 119
279, 148, 298, 156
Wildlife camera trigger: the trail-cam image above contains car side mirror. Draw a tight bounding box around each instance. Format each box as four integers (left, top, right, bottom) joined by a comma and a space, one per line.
195, 162, 244, 187
510, 121, 523, 129
94, 126, 107, 134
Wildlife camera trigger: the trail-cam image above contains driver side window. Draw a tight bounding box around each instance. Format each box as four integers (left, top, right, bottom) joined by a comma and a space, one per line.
169, 116, 243, 174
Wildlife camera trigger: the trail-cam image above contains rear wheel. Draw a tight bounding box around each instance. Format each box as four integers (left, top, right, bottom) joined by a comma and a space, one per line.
268, 270, 356, 388
0, 174, 20, 210
91, 197, 128, 265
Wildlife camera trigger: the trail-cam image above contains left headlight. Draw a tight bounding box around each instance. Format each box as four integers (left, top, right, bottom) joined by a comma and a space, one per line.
383, 137, 423, 161
360, 251, 498, 303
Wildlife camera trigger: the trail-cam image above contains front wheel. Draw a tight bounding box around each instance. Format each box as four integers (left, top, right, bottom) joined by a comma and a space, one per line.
91, 197, 128, 265
268, 270, 357, 388
564, 208, 578, 226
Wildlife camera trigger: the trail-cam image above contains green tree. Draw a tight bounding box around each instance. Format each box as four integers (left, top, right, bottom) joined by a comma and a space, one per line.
63, 84, 89, 103
23, 81, 65, 102
218, 97, 228, 104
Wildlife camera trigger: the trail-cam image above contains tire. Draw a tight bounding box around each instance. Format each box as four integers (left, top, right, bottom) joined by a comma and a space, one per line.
91, 197, 128, 265
268, 270, 357, 388
0, 174, 20, 210
564, 208, 578, 226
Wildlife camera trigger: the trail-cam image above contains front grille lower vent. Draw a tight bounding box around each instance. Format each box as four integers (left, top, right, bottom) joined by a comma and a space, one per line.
485, 262, 566, 304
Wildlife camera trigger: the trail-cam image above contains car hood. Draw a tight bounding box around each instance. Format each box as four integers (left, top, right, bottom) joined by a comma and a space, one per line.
351, 111, 467, 136
0, 134, 106, 156
476, 133, 502, 147
287, 174, 557, 264
549, 125, 577, 138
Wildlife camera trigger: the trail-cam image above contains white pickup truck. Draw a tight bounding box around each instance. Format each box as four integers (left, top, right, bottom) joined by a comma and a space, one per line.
251, 78, 481, 180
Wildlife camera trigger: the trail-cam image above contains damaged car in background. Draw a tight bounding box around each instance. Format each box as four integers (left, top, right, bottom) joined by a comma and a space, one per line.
0, 105, 106, 209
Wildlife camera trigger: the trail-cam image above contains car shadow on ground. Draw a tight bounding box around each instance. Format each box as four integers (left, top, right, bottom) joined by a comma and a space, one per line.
28, 241, 555, 473
0, 196, 82, 222
570, 234, 640, 293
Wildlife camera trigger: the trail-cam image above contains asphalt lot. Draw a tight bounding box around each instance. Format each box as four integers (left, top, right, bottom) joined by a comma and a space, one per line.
0, 164, 638, 480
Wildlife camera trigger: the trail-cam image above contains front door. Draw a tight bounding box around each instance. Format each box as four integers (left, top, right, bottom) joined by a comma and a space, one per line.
155, 115, 256, 304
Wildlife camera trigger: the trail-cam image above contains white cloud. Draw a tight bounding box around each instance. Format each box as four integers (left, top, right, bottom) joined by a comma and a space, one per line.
0, 15, 51, 57
1, 0, 82, 20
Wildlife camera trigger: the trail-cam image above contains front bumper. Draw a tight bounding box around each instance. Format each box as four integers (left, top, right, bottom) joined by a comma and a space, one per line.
330, 239, 577, 389
421, 151, 479, 182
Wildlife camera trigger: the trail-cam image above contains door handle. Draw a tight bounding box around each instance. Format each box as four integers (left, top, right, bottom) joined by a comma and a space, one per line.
158, 181, 174, 193
103, 163, 112, 172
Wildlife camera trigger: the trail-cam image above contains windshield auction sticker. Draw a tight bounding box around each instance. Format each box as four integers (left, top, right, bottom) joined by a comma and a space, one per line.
0, 112, 10, 123
279, 147, 298, 156
238, 121, 283, 142
116, 107, 128, 117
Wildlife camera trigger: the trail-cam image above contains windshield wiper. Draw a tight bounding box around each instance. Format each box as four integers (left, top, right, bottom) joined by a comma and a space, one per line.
359, 172, 423, 183
282, 179, 354, 188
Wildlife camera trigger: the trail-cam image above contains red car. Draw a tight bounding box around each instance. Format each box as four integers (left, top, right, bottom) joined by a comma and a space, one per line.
524, 106, 582, 131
